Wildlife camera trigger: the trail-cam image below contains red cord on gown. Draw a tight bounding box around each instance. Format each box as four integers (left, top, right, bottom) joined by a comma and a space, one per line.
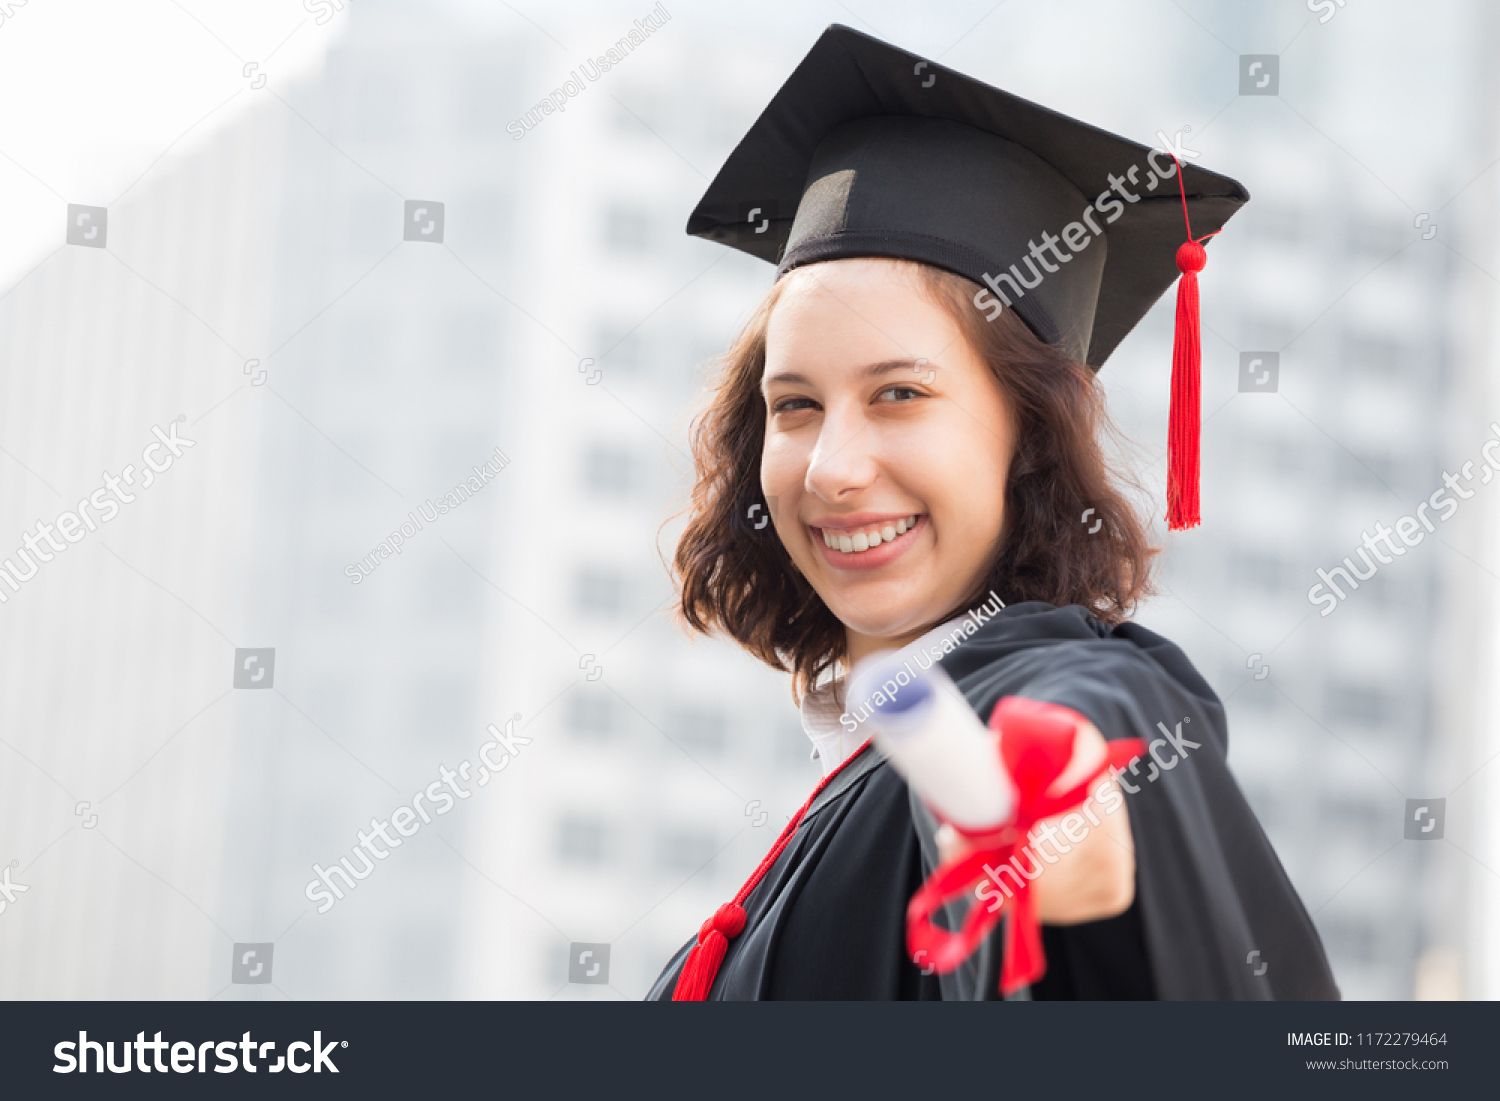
671, 738, 871, 1000
675, 698, 1150, 999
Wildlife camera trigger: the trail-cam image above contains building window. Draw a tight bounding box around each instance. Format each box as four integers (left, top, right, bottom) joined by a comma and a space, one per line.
1318, 796, 1388, 839
663, 705, 726, 757
442, 310, 499, 372
655, 828, 717, 873
583, 443, 635, 497
1323, 682, 1394, 727
604, 204, 650, 253
575, 568, 626, 617
1227, 550, 1289, 594
1348, 216, 1407, 260
567, 691, 614, 740
1323, 915, 1381, 964
1342, 335, 1405, 380
594, 324, 642, 376
556, 814, 606, 865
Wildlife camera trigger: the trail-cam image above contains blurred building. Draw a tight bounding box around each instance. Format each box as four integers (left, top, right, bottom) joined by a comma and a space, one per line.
1094, 2, 1500, 999
0, 0, 1495, 1001
205, 5, 819, 999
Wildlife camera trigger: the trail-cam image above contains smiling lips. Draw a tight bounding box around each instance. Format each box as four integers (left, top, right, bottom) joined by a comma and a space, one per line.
808, 514, 926, 570
816, 513, 922, 553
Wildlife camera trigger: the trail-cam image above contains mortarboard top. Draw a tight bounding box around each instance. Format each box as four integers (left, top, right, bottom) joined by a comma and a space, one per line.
687, 24, 1249, 370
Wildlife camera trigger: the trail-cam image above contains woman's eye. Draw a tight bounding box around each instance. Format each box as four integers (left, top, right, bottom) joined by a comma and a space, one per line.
772, 396, 817, 413
876, 386, 923, 402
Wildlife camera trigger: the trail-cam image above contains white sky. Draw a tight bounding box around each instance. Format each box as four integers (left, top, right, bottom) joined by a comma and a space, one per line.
0, 0, 348, 290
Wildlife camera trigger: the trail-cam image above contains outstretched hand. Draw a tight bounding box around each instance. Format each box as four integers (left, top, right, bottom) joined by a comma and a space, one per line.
934, 717, 1135, 925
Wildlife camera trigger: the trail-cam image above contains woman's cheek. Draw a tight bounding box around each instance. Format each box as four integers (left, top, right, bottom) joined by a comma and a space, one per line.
760, 429, 806, 492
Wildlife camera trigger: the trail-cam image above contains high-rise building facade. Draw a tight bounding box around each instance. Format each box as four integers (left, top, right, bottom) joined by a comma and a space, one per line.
1, 0, 1494, 1001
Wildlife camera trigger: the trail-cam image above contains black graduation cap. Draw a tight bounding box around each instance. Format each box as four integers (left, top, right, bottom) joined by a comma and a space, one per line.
687, 24, 1249, 528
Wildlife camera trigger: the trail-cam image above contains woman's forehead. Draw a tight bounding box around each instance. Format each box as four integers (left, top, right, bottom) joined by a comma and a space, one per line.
774, 262, 972, 379
774, 257, 928, 304
766, 261, 963, 364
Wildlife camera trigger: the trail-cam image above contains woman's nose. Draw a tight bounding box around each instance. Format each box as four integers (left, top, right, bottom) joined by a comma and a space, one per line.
804, 406, 879, 502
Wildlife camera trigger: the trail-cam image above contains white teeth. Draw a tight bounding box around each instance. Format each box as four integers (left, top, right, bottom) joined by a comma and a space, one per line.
821, 515, 921, 554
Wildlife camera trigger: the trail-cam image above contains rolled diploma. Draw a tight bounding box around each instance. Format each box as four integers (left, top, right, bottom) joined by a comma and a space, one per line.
847, 653, 1015, 832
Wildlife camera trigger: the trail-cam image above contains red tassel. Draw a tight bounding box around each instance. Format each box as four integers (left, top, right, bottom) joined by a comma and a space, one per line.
672, 903, 747, 1000
1167, 239, 1205, 531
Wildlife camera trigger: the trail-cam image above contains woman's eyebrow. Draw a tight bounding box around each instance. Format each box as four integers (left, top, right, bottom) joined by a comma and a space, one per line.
762, 359, 922, 389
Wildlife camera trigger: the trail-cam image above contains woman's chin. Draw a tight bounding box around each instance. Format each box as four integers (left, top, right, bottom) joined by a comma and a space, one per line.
824, 593, 944, 648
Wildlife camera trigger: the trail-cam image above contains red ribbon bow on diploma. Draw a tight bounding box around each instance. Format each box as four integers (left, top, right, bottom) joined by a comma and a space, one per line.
906, 697, 1145, 997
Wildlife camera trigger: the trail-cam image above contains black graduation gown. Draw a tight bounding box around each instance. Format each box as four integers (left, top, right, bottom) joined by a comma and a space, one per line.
646, 602, 1340, 1001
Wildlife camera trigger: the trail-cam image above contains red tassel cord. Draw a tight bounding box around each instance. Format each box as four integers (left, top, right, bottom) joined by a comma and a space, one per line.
1167, 240, 1205, 530
672, 739, 871, 1001
676, 701, 1146, 999
904, 696, 1146, 997
1164, 155, 1220, 532
671, 902, 747, 1001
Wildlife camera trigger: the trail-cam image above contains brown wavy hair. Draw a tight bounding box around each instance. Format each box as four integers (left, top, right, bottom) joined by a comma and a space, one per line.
671, 259, 1157, 700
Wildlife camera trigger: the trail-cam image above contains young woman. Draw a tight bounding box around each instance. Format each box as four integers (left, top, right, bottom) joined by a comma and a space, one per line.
647, 26, 1337, 1001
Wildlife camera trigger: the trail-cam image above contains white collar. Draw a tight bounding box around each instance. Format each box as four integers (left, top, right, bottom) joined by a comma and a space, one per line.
799, 614, 975, 777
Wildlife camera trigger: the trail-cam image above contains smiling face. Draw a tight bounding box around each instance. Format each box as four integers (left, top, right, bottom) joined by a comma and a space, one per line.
760, 258, 1017, 666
